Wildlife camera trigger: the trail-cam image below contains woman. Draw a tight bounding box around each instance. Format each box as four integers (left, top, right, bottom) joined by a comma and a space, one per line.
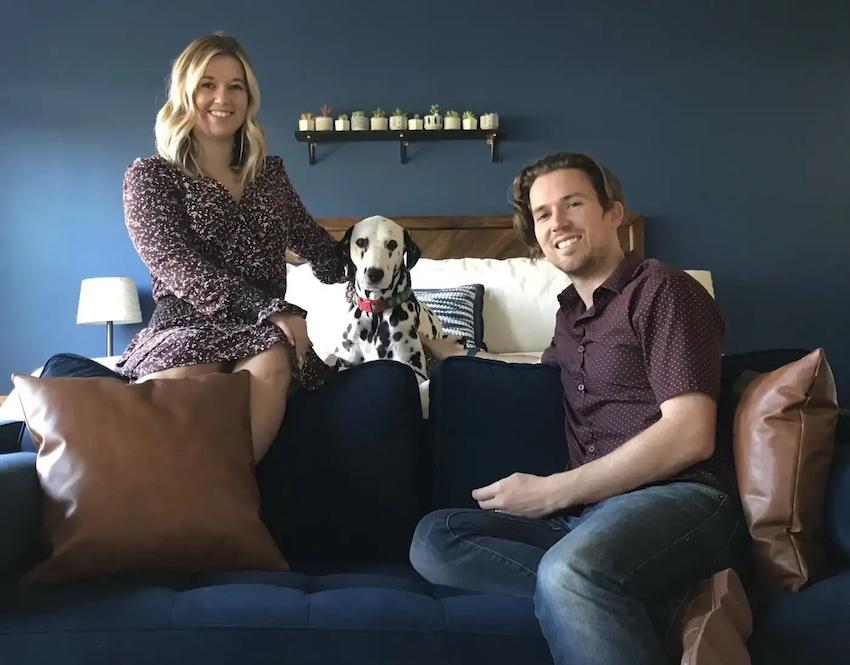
117, 34, 343, 461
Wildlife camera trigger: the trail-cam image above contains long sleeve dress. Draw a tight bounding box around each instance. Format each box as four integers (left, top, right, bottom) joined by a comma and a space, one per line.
116, 154, 344, 389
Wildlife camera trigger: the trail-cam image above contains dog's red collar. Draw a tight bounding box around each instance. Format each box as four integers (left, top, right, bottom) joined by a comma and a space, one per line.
354, 286, 413, 314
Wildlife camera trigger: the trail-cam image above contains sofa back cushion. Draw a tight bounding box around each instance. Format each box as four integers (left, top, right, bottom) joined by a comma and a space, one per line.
257, 361, 427, 566
733, 348, 838, 592
428, 357, 568, 509
13, 371, 287, 584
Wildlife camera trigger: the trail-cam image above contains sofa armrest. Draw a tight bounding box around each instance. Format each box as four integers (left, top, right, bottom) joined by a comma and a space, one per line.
428, 357, 567, 509
0, 452, 40, 581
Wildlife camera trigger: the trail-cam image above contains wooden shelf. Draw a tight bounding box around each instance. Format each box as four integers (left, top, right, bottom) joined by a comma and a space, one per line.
294, 129, 503, 165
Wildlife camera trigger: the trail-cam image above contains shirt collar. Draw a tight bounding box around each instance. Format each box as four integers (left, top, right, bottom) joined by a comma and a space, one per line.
557, 251, 644, 308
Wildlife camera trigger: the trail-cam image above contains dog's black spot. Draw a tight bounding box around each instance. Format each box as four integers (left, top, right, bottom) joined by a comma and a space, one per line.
377, 345, 386, 358
409, 328, 417, 338
390, 305, 409, 326
346, 323, 352, 334
410, 352, 422, 369
354, 308, 362, 319
392, 331, 403, 341
407, 302, 415, 311
342, 339, 352, 350
367, 317, 380, 343
359, 328, 368, 341
431, 323, 437, 337
377, 320, 391, 349
387, 350, 393, 359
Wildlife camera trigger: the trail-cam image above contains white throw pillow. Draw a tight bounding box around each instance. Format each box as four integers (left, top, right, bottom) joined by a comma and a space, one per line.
411, 258, 571, 354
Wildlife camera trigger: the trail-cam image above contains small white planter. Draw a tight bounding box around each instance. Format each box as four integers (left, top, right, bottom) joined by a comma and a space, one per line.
370, 117, 389, 130
480, 113, 500, 130
351, 116, 369, 131
335, 118, 350, 131
444, 116, 461, 130
408, 118, 424, 130
462, 117, 478, 130
389, 115, 406, 130
298, 118, 315, 131
314, 116, 333, 131
424, 114, 443, 130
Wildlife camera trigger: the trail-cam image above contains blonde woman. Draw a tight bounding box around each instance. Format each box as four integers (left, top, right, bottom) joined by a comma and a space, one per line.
117, 34, 343, 461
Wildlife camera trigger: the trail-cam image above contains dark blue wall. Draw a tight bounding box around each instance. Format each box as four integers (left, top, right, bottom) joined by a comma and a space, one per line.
3, 1, 848, 404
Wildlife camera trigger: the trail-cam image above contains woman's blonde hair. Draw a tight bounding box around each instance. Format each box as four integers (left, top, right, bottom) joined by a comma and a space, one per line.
155, 34, 266, 184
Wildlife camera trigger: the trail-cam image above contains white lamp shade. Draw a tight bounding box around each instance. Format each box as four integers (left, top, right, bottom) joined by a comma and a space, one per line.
684, 269, 715, 298
76, 277, 142, 325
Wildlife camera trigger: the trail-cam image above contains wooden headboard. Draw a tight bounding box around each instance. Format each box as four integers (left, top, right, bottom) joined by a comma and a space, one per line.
315, 213, 644, 259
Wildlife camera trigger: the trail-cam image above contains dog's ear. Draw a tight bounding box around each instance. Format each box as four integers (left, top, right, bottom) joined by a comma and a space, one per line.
403, 229, 422, 270
338, 225, 356, 281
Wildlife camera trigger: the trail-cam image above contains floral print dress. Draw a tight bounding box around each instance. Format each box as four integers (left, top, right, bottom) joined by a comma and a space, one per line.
116, 155, 343, 389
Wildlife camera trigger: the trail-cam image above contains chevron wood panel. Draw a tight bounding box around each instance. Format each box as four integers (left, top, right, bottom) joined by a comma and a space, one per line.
315, 214, 644, 259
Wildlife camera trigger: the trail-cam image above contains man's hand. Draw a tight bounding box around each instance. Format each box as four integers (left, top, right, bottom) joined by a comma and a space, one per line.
421, 334, 467, 361
472, 473, 564, 519
269, 312, 312, 369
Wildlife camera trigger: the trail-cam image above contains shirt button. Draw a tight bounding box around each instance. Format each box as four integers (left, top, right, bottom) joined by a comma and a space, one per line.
577, 383, 585, 392
578, 345, 585, 353
588, 445, 596, 453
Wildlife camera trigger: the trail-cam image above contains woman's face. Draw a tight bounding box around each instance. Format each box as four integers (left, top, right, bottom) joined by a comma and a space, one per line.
192, 54, 249, 141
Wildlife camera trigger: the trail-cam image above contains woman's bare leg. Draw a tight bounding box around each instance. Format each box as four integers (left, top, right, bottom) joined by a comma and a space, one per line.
232, 344, 292, 462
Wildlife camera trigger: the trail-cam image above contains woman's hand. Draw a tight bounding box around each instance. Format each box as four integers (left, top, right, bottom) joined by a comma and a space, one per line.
421, 334, 467, 361
269, 312, 312, 369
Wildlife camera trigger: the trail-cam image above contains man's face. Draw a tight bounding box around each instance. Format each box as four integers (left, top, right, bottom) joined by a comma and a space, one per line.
530, 168, 623, 278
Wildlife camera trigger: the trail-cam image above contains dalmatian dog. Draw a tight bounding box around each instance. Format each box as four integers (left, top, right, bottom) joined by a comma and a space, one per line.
332, 215, 443, 381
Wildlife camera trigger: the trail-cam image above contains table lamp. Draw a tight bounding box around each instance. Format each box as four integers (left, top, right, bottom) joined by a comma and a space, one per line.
76, 277, 142, 356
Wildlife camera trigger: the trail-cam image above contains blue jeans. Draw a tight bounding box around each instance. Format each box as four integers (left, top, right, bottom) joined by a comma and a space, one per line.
409, 481, 748, 665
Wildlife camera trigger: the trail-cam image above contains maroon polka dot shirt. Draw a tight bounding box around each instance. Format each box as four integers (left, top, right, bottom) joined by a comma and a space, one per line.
541, 252, 735, 494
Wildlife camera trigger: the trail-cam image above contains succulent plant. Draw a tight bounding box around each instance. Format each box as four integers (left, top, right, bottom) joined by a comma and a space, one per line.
391, 107, 406, 117
428, 104, 441, 116
319, 104, 332, 118
463, 110, 476, 119
351, 110, 366, 118
412, 113, 421, 120
445, 110, 460, 118
372, 107, 387, 118
299, 112, 315, 120
337, 113, 349, 121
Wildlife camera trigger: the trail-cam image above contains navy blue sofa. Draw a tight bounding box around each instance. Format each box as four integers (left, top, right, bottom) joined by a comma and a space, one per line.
0, 353, 847, 665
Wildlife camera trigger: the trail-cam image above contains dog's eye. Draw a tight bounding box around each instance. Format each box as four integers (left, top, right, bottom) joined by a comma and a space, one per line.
355, 238, 368, 249
386, 240, 398, 252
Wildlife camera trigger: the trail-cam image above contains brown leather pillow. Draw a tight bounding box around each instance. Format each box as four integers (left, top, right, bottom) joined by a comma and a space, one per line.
733, 348, 838, 593
12, 371, 287, 585
670, 568, 752, 665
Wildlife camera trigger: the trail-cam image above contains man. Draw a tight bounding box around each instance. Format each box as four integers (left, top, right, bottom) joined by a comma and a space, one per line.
410, 153, 747, 665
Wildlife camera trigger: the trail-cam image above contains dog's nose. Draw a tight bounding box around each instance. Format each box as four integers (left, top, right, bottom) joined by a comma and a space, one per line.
365, 268, 384, 284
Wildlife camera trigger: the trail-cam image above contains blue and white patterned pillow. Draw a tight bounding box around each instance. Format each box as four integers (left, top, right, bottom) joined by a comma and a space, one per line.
413, 284, 486, 350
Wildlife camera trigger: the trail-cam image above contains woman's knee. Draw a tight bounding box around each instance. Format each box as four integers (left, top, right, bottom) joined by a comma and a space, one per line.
235, 344, 292, 382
